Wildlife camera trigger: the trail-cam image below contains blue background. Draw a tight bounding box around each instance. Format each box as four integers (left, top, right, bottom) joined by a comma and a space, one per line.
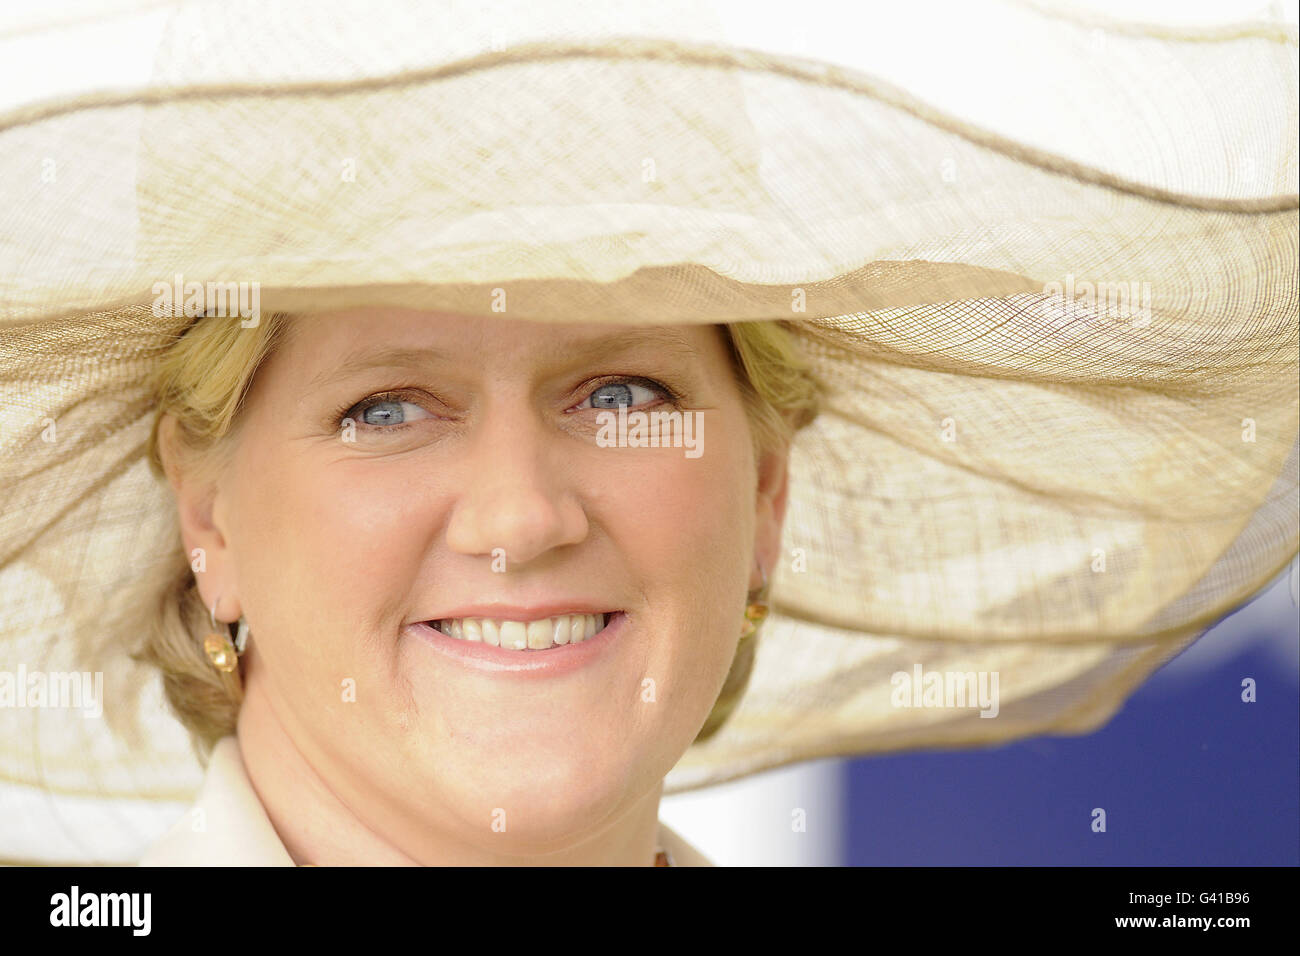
845, 566, 1300, 865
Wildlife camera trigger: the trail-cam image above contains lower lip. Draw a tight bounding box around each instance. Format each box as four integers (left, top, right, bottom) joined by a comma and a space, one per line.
404, 612, 625, 677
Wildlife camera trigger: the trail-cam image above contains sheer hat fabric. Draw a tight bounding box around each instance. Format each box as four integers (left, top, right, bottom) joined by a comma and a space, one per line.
0, 0, 1296, 863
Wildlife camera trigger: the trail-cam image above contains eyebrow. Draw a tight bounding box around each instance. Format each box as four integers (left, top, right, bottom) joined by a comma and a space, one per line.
309, 326, 706, 389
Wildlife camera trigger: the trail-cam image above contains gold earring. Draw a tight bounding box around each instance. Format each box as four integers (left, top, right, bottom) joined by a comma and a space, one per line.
203, 595, 240, 673
741, 560, 770, 640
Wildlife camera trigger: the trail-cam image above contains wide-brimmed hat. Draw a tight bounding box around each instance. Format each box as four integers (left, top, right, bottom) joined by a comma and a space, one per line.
1, 0, 1296, 864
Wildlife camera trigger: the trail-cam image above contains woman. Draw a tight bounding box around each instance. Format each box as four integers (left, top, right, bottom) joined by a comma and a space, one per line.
136, 308, 819, 866
0, 0, 1294, 866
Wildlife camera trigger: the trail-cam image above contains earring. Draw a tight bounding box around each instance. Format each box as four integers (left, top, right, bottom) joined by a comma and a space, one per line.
203, 595, 245, 673
741, 559, 770, 641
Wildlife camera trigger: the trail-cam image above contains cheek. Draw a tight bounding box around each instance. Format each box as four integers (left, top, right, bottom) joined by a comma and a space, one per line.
657, 406, 752, 562
228, 439, 430, 706
241, 445, 429, 597
603, 411, 755, 725
600, 404, 754, 559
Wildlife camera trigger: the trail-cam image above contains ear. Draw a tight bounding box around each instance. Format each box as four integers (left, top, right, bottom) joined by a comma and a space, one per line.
752, 441, 791, 592
158, 413, 241, 623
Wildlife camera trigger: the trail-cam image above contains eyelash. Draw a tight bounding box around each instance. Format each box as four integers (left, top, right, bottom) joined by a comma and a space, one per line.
333, 376, 682, 433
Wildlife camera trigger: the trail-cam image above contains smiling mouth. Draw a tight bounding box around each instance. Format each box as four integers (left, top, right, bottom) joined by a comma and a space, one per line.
420, 613, 616, 651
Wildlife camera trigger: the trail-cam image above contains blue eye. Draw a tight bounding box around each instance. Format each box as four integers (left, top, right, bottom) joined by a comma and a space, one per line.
346, 396, 433, 428
580, 380, 665, 410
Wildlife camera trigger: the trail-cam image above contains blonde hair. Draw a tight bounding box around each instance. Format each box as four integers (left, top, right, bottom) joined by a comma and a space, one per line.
137, 314, 825, 752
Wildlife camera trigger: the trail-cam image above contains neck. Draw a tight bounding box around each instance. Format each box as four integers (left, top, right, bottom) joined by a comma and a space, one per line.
234, 673, 665, 866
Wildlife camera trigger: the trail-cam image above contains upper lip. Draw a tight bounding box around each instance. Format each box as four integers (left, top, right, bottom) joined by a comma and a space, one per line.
410, 603, 620, 625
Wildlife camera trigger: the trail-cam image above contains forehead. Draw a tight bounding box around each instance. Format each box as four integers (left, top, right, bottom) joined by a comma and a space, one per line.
277, 309, 728, 384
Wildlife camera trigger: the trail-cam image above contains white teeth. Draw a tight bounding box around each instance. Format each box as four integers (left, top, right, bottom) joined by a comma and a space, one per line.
500, 621, 527, 650
427, 613, 610, 650
527, 619, 552, 650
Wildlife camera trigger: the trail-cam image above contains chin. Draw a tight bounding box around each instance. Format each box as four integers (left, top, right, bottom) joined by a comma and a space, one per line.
423, 744, 652, 851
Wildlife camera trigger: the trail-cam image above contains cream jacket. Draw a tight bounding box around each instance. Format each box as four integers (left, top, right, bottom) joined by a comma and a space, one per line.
138, 736, 711, 866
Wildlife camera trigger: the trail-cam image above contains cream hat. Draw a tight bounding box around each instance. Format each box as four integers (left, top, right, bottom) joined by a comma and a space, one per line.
0, 0, 1296, 863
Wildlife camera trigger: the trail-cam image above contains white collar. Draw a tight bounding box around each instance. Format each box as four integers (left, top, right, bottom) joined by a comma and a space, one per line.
138, 736, 293, 866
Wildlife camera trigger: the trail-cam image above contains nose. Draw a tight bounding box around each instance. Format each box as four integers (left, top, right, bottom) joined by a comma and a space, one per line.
444, 397, 589, 566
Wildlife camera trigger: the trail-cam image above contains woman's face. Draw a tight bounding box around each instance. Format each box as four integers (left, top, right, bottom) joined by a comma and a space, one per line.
182, 308, 788, 858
